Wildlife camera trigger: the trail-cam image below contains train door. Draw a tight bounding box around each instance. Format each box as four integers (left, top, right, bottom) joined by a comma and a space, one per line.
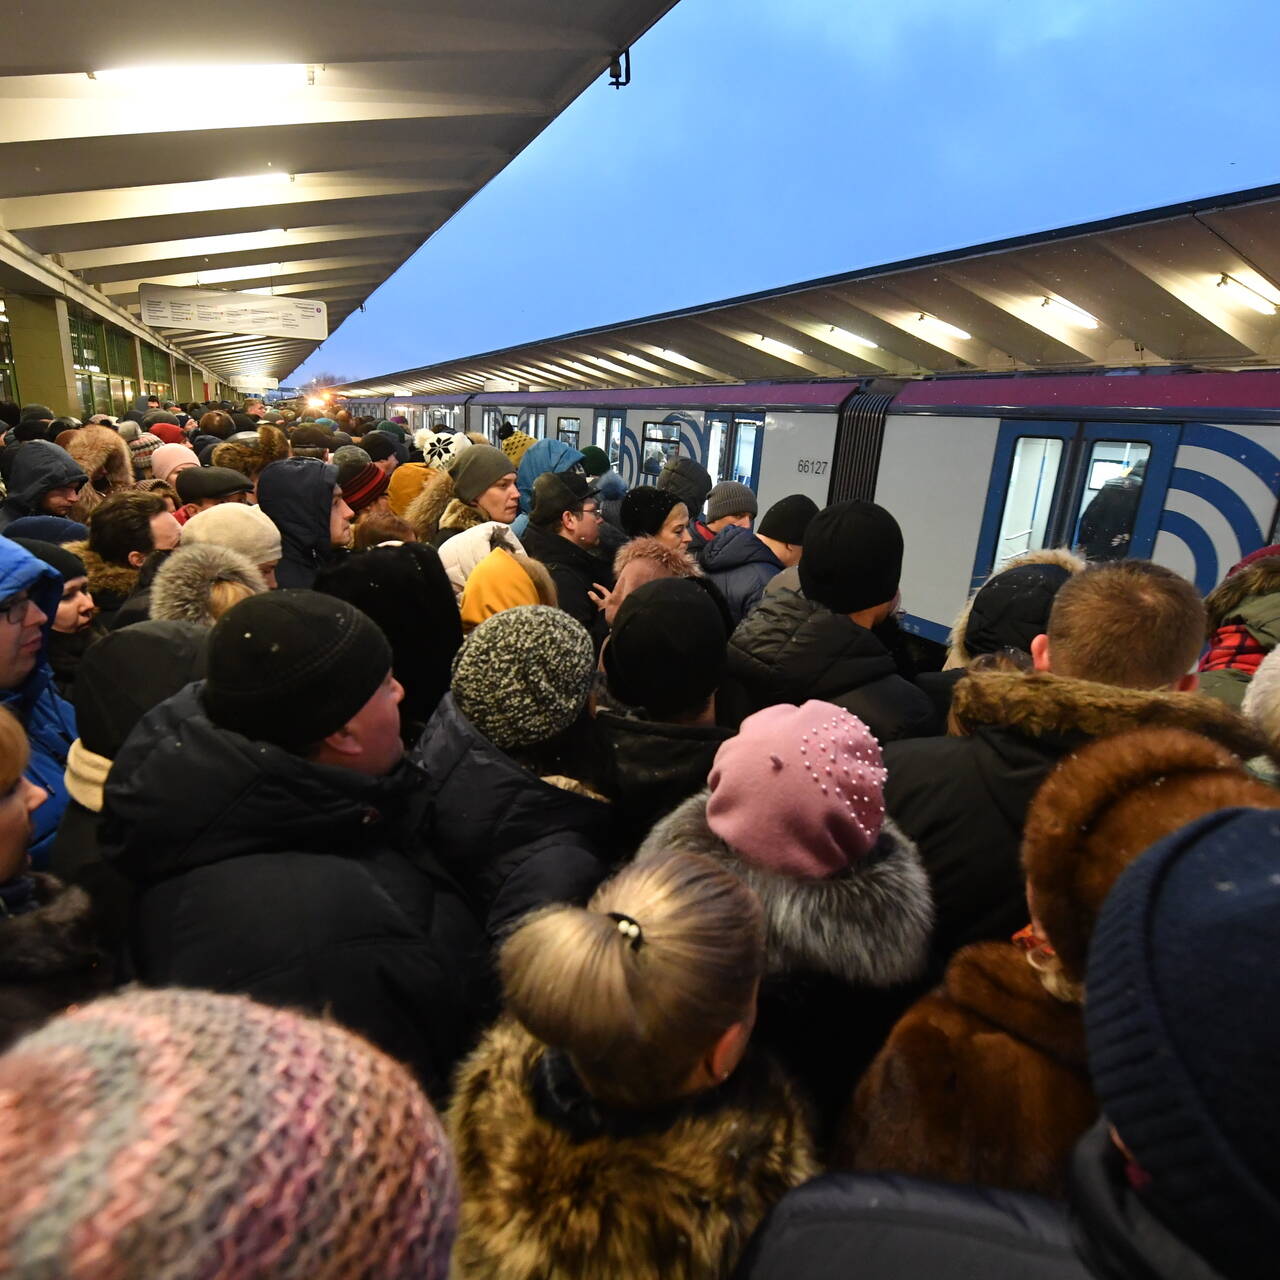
972, 420, 1180, 587
594, 410, 623, 468
637, 419, 682, 486
706, 412, 765, 487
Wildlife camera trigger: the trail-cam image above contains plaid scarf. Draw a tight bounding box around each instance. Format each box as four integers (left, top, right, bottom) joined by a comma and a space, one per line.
1200, 623, 1268, 676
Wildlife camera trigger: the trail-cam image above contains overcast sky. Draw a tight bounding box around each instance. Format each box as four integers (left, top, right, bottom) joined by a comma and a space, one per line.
290, 0, 1280, 385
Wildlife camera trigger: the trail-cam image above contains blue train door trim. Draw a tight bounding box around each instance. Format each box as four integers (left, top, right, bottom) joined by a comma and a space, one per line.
1080, 422, 1181, 559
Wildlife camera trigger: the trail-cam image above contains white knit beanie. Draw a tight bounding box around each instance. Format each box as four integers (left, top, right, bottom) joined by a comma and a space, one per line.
181, 502, 283, 566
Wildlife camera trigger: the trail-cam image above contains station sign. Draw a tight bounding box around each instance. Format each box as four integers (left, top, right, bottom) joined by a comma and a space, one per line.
226, 373, 280, 390
139, 283, 327, 341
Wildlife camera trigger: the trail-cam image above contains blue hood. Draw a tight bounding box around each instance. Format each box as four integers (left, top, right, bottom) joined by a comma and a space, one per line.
257, 457, 338, 589
516, 439, 584, 514
700, 524, 783, 573
0, 535, 64, 700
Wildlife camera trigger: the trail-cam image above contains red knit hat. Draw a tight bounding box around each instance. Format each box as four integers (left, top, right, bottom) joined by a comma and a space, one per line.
148, 422, 186, 445
706, 700, 886, 878
341, 462, 390, 514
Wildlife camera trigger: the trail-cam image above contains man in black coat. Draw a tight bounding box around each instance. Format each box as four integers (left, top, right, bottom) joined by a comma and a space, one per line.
727, 499, 936, 744
99, 590, 490, 1100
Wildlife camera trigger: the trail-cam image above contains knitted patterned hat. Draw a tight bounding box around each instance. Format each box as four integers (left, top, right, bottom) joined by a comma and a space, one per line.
415, 429, 472, 472
451, 604, 594, 752
340, 461, 391, 514
707, 700, 886, 877
0, 988, 457, 1279
128, 432, 163, 475
500, 430, 537, 467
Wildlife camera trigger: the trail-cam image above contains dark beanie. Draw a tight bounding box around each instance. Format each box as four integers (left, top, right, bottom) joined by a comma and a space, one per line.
798, 500, 903, 614
620, 487, 683, 537
604, 578, 726, 719
758, 494, 819, 546
360, 431, 399, 463
449, 446, 514, 505
1084, 807, 1280, 1280
579, 445, 610, 477
964, 562, 1071, 658
9, 537, 85, 583
202, 590, 392, 750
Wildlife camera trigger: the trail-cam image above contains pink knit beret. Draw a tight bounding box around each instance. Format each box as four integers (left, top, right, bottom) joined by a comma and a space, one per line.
706, 699, 887, 878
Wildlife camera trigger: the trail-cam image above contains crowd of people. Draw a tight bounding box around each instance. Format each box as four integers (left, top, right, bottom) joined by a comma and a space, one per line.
0, 392, 1275, 1279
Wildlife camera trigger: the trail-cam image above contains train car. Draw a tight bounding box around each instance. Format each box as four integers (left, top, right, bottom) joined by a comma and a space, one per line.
346, 366, 1280, 645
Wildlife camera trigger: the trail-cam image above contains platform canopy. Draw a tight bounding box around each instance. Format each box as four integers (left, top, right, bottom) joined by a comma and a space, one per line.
0, 0, 677, 383
336, 182, 1280, 396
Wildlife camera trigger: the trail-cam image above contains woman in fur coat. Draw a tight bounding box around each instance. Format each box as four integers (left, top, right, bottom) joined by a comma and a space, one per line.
839, 725, 1280, 1197
64, 425, 135, 525
638, 699, 934, 1143
448, 851, 816, 1280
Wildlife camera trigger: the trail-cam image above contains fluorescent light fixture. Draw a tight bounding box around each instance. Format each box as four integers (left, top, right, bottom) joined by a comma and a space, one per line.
827, 324, 878, 349
226, 171, 293, 185
916, 312, 971, 341
759, 335, 805, 359
1218, 273, 1278, 316
92, 63, 312, 87
1041, 296, 1099, 328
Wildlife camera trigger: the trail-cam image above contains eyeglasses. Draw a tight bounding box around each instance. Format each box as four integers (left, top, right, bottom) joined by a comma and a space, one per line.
0, 593, 32, 625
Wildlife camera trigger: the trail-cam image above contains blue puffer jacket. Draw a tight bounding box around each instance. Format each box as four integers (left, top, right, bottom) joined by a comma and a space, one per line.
257, 457, 341, 588
0, 538, 76, 867
510, 439, 584, 538
699, 525, 784, 625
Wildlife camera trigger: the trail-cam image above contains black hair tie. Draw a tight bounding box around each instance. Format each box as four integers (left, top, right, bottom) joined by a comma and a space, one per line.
606, 912, 644, 951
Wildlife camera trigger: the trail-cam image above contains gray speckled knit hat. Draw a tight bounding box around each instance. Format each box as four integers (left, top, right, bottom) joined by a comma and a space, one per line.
451, 604, 595, 751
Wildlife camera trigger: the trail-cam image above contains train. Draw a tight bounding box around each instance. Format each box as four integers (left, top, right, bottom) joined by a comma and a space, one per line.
342, 368, 1280, 646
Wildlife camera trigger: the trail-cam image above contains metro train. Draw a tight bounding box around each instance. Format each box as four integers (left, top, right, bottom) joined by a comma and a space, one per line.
344, 368, 1280, 645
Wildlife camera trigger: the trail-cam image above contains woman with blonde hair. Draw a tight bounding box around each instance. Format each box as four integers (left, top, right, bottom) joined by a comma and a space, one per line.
448, 851, 816, 1280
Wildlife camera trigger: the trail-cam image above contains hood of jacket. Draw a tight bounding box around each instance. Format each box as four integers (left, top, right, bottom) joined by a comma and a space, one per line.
951, 670, 1269, 761
437, 520, 524, 600
728, 589, 898, 705
699, 524, 783, 575
256, 457, 337, 588
611, 534, 702, 580
100, 685, 417, 884
447, 1017, 816, 1280
0, 873, 102, 982
1203, 555, 1280, 643
0, 537, 63, 715
65, 426, 132, 488
149, 543, 266, 627
515, 439, 583, 513
639, 791, 933, 989
656, 455, 712, 514
3, 442, 87, 515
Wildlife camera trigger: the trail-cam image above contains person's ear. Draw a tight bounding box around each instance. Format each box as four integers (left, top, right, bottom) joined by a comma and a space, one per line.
127, 549, 147, 569
703, 1018, 751, 1085
1030, 633, 1052, 672
320, 721, 361, 758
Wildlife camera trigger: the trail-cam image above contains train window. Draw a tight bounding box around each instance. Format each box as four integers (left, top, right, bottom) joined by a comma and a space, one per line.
595, 412, 623, 465
641, 421, 681, 484
557, 416, 581, 445
994, 436, 1064, 567
1074, 440, 1151, 561
729, 415, 763, 485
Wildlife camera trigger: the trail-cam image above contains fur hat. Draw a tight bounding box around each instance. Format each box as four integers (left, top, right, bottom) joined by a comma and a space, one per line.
607, 536, 703, 624
66, 425, 133, 489
451, 604, 594, 752
210, 424, 290, 479
1022, 726, 1280, 983
150, 543, 267, 627
1242, 647, 1280, 746
0, 988, 457, 1279
181, 502, 282, 567
707, 700, 886, 877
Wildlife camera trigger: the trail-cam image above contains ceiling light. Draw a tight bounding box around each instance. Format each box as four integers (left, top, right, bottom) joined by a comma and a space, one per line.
916, 313, 971, 341
1217, 273, 1278, 316
91, 63, 312, 87
759, 335, 804, 358
826, 324, 878, 349
1041, 296, 1099, 328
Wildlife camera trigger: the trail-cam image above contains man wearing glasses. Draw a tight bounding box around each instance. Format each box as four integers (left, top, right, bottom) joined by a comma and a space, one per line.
0, 537, 76, 866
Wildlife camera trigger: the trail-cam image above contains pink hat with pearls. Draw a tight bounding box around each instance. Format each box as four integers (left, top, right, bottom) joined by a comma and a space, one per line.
706, 699, 886, 878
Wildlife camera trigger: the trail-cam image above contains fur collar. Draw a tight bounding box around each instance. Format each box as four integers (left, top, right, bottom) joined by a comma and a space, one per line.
150, 543, 265, 626
65, 737, 110, 812
406, 469, 456, 540
0, 875, 101, 979
65, 540, 140, 603
952, 670, 1269, 760
438, 497, 488, 535
638, 792, 933, 988
946, 548, 1085, 668
1204, 555, 1280, 631
612, 536, 702, 578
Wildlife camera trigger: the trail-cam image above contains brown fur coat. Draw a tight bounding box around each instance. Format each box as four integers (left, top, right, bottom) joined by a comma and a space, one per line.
66, 426, 135, 523
448, 1019, 817, 1280
836, 940, 1095, 1197
65, 540, 140, 614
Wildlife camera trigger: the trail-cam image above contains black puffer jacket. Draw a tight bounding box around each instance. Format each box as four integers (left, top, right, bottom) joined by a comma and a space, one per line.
0, 442, 87, 529
727, 590, 937, 743
414, 693, 616, 940
699, 525, 783, 624
735, 1172, 1090, 1280
518, 521, 613, 648
100, 685, 490, 1099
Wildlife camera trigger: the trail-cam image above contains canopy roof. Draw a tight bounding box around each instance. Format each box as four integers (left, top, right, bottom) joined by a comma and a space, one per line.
337, 181, 1280, 396
0, 0, 677, 384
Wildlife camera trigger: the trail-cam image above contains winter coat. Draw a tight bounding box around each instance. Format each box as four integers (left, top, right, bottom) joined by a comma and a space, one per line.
656, 456, 713, 520
699, 525, 784, 624
762, 564, 800, 599
100, 684, 491, 1099
149, 543, 265, 627
448, 1018, 817, 1280
727, 590, 938, 744
883, 670, 1269, 972
0, 442, 87, 529
735, 1172, 1090, 1280
256, 456, 341, 588
0, 539, 76, 868
639, 795, 934, 1139
606, 535, 704, 625
0, 873, 110, 1052
414, 693, 615, 941
65, 427, 135, 524
518, 521, 613, 645
436, 520, 524, 602
838, 940, 1095, 1197
595, 710, 730, 854
1198, 556, 1280, 709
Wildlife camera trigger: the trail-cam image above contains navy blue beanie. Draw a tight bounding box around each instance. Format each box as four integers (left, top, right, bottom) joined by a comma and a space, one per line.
1085, 806, 1280, 1280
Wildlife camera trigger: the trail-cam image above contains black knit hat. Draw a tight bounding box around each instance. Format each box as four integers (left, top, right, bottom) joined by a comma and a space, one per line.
620, 487, 683, 537
202, 590, 392, 750
798, 500, 903, 614
965, 562, 1071, 658
9, 537, 85, 584
758, 494, 819, 546
604, 578, 726, 719
360, 431, 398, 463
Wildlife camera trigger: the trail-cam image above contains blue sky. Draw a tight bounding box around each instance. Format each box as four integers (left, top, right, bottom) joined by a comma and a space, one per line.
291, 0, 1280, 385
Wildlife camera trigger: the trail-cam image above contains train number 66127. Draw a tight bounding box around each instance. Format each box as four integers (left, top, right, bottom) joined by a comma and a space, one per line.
796, 458, 828, 475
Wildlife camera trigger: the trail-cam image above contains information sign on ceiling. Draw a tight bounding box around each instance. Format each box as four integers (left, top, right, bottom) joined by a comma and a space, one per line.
139, 283, 328, 341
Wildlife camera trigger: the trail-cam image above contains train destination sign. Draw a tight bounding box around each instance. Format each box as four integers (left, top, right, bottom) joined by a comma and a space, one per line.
139, 284, 328, 342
